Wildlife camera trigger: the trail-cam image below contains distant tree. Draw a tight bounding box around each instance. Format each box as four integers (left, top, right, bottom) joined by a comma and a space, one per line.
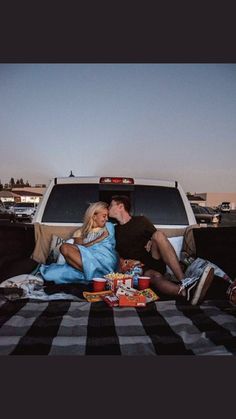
4, 183, 9, 190
16, 179, 20, 185
25, 180, 30, 186
19, 178, 24, 186
9, 178, 15, 188
0, 180, 3, 191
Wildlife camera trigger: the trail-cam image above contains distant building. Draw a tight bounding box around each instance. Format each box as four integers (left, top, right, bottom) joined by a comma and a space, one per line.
186, 193, 206, 206
12, 188, 45, 204
0, 190, 20, 203
187, 192, 236, 209
13, 186, 46, 195
35, 184, 46, 188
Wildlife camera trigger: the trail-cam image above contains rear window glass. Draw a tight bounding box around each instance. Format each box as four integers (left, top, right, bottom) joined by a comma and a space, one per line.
42, 184, 99, 222
134, 186, 188, 225
41, 183, 189, 225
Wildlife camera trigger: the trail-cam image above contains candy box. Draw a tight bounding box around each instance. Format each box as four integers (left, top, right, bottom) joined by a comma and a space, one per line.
116, 284, 139, 298
101, 293, 119, 307
119, 294, 146, 307
105, 273, 133, 292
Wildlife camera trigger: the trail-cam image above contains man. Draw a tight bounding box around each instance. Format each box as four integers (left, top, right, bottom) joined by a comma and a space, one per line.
108, 195, 214, 305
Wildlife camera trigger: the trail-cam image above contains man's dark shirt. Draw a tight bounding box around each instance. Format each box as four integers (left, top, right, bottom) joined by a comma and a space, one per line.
115, 216, 166, 274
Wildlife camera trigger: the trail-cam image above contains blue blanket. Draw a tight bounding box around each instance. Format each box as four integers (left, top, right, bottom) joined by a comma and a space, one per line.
39, 222, 118, 284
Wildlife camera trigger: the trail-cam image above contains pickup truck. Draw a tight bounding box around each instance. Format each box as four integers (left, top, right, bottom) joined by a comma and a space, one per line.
0, 176, 236, 355
0, 176, 196, 280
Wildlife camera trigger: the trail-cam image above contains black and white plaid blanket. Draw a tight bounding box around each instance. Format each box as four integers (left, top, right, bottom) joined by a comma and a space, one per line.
1, 297, 236, 355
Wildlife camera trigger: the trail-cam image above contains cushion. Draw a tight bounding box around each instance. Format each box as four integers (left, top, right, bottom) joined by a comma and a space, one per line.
181, 224, 200, 258
32, 223, 79, 264
46, 235, 66, 264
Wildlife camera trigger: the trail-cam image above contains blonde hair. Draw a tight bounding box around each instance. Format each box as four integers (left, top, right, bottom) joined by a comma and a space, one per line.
80, 201, 108, 239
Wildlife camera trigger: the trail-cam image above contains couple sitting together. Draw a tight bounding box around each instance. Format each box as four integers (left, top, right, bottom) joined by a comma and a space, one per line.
40, 196, 219, 305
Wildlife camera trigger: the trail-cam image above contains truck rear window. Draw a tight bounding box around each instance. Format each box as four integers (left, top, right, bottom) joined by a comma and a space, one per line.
134, 185, 188, 225
42, 184, 99, 223
42, 183, 189, 225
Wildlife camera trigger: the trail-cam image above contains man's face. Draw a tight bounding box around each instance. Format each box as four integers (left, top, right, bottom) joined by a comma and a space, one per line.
108, 200, 122, 219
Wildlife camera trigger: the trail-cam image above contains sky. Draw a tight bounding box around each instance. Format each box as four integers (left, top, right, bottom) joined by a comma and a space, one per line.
0, 63, 235, 193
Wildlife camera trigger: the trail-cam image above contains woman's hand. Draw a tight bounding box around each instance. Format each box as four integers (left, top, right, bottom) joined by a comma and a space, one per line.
73, 237, 84, 245
84, 229, 109, 246
75, 229, 109, 247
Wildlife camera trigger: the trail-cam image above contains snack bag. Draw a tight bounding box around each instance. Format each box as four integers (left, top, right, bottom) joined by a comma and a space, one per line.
119, 258, 144, 274
83, 290, 113, 303
138, 288, 159, 303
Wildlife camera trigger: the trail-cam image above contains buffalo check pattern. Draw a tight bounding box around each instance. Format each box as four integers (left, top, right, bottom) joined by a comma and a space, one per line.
0, 298, 236, 355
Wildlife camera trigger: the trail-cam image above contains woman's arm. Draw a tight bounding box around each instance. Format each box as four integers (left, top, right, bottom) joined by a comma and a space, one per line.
83, 229, 109, 247
73, 228, 109, 247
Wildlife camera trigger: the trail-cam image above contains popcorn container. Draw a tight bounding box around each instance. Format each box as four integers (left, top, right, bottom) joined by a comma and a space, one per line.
105, 273, 133, 292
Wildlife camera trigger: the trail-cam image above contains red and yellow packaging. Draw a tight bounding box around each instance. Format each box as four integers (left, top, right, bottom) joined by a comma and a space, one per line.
83, 290, 112, 303
138, 288, 159, 303
119, 294, 146, 307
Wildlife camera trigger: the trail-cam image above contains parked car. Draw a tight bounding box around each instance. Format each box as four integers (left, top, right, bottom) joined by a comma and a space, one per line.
12, 202, 37, 221
191, 204, 221, 224
219, 202, 231, 213
2, 201, 15, 210
0, 205, 16, 222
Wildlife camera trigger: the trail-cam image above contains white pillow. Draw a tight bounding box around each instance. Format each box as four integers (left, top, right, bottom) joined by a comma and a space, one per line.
166, 236, 183, 275
46, 235, 66, 264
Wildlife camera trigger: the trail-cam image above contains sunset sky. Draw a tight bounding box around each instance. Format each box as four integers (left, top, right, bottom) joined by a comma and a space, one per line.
0, 63, 235, 192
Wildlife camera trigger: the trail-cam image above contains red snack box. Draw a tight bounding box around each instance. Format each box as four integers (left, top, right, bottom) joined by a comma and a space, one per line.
119, 294, 146, 307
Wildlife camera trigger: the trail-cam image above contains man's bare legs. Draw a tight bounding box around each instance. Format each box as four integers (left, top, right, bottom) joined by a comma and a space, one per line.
151, 231, 184, 281
145, 269, 185, 297
60, 243, 83, 271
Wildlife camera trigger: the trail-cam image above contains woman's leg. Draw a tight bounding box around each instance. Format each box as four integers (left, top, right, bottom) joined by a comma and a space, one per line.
60, 243, 83, 271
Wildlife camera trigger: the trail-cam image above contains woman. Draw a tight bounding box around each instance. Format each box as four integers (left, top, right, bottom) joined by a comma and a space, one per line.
40, 202, 118, 284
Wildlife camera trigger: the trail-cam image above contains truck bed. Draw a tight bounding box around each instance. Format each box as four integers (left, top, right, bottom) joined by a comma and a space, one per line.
0, 224, 236, 355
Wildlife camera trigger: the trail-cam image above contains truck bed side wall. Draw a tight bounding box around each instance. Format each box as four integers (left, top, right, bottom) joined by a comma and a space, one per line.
0, 222, 37, 282
193, 226, 236, 279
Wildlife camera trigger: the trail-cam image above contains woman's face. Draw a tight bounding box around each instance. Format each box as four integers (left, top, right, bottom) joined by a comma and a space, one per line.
93, 209, 108, 228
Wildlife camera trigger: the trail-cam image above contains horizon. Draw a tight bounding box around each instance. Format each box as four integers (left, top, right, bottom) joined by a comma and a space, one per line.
1, 176, 236, 195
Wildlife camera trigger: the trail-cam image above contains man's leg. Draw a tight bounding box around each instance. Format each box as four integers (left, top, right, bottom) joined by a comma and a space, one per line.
145, 265, 215, 305
145, 269, 183, 297
60, 243, 83, 271
151, 231, 184, 281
